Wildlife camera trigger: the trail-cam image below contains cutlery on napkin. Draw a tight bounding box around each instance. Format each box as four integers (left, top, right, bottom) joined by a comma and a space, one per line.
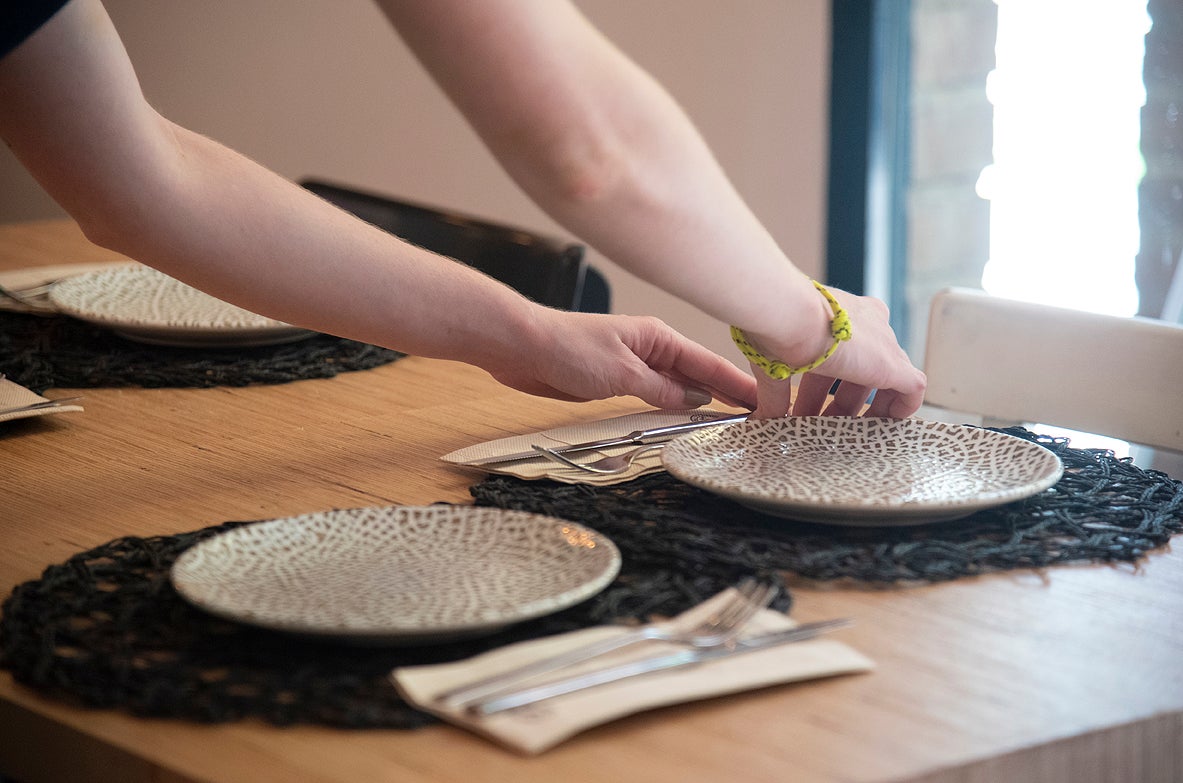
465, 617, 854, 716
0, 375, 84, 423
435, 577, 778, 708
440, 409, 748, 485
392, 589, 873, 755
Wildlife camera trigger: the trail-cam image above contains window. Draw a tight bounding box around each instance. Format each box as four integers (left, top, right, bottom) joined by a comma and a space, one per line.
827, 0, 1181, 361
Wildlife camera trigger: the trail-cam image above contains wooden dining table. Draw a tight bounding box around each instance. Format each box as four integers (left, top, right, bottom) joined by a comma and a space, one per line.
1, 219, 1181, 783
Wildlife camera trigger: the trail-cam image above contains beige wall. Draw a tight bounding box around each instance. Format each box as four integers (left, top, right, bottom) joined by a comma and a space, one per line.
0, 0, 830, 365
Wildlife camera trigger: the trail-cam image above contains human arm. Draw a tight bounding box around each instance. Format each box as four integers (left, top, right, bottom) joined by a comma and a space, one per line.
0, 0, 756, 410
374, 0, 926, 417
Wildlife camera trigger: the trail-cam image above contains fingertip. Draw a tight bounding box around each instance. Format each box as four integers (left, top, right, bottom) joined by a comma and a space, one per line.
867, 390, 920, 419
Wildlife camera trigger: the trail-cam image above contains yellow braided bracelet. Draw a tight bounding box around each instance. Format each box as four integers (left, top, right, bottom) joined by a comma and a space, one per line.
730, 280, 853, 380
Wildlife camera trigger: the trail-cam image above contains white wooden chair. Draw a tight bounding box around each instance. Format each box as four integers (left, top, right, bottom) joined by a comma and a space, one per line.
919, 287, 1183, 476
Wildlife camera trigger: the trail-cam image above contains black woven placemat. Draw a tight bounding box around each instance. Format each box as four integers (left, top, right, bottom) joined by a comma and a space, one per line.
0, 516, 790, 729
0, 311, 403, 393
471, 428, 1183, 584
1, 428, 1179, 730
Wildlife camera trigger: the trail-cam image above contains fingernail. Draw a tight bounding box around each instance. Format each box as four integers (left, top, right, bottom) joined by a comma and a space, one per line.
682, 387, 713, 407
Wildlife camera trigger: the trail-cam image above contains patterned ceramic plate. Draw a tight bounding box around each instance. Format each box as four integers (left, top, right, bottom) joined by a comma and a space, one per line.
661, 417, 1063, 526
170, 506, 621, 644
49, 265, 314, 347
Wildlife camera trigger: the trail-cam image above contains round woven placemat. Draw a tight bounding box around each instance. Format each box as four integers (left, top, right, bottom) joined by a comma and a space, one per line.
0, 311, 403, 392
0, 517, 788, 729
1, 428, 1178, 730
472, 428, 1183, 584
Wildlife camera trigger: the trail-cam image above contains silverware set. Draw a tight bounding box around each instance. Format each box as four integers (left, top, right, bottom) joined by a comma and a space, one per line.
0, 396, 84, 417
470, 617, 853, 716
431, 577, 851, 716
463, 413, 750, 467
497, 414, 751, 476
531, 442, 665, 475
0, 280, 57, 311
0, 373, 83, 417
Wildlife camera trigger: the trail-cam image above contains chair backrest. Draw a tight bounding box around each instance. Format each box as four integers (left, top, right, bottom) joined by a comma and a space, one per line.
923, 287, 1183, 453
300, 179, 610, 313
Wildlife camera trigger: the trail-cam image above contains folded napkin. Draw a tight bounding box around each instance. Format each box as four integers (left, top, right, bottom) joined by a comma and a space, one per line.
0, 260, 138, 314
392, 589, 873, 755
440, 409, 743, 486
0, 375, 83, 423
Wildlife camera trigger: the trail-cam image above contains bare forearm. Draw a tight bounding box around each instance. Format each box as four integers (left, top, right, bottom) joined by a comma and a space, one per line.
379, 0, 824, 347
379, 0, 924, 415
91, 125, 542, 363
0, 0, 543, 371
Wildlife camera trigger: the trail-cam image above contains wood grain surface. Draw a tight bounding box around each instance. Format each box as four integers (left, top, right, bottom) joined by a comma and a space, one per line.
1, 221, 1180, 783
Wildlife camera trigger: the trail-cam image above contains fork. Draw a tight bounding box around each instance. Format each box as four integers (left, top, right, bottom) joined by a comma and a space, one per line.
468, 617, 854, 716
434, 577, 779, 707
531, 442, 665, 475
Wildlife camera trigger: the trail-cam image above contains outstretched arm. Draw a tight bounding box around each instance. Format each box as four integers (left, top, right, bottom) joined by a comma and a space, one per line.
0, 0, 756, 411
376, 0, 926, 417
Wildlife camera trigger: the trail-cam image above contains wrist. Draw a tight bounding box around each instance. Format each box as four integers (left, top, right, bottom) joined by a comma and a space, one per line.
731, 280, 852, 380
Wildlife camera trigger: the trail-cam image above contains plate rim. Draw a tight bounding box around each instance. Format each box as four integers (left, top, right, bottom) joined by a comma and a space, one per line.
661, 416, 1064, 525
169, 505, 621, 642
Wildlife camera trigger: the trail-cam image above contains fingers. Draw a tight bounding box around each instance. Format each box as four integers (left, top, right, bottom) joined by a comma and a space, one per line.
822, 380, 872, 416
493, 310, 929, 418
639, 365, 760, 411
622, 320, 758, 410
668, 345, 759, 410
790, 373, 833, 416
771, 370, 922, 419
750, 372, 793, 419
864, 372, 927, 418
619, 361, 739, 411
863, 389, 899, 418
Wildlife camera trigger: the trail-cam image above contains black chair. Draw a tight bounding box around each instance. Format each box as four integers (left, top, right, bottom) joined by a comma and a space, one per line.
300, 179, 610, 313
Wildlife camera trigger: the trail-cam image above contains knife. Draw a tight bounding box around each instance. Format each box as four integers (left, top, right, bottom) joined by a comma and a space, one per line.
464, 617, 853, 716
0, 397, 84, 416
459, 412, 750, 466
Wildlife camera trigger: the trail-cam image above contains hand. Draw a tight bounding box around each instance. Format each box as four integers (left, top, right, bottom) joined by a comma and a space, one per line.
744, 289, 926, 419
485, 310, 758, 411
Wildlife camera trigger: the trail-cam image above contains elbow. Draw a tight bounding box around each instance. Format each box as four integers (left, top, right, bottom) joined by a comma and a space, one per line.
72, 203, 152, 260
514, 132, 630, 210
66, 116, 188, 259
74, 209, 127, 255
552, 149, 624, 205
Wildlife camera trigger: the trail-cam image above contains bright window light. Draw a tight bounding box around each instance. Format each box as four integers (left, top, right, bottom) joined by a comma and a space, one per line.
976, 0, 1151, 317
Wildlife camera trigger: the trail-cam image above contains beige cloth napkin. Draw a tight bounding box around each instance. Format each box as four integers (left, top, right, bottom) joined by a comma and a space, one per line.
0, 260, 138, 313
0, 376, 83, 423
392, 589, 873, 755
440, 409, 743, 486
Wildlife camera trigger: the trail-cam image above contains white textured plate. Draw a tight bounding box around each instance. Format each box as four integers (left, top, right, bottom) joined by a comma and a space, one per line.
48, 265, 313, 347
170, 506, 621, 644
661, 417, 1063, 526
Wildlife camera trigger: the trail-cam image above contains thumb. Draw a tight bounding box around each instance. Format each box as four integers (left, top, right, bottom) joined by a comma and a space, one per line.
629, 369, 714, 410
